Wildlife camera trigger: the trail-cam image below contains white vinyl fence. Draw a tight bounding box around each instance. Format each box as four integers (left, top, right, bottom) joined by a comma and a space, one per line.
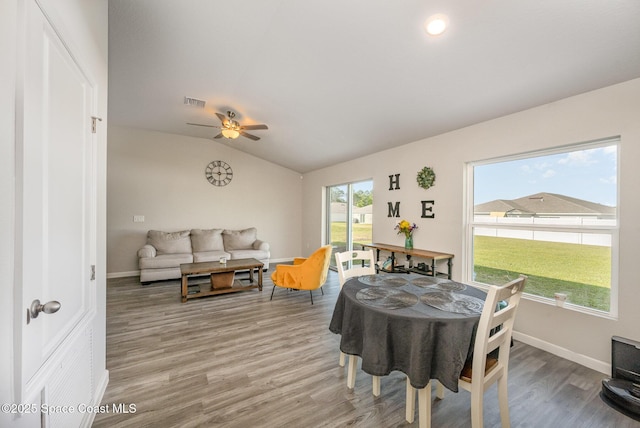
473, 216, 614, 247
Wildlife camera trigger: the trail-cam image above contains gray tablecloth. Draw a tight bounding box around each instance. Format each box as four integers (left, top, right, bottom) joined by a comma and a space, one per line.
329, 273, 486, 392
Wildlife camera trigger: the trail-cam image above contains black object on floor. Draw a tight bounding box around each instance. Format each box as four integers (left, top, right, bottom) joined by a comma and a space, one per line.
600, 335, 640, 421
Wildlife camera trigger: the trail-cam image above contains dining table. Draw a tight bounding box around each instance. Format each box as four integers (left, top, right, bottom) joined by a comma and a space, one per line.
329, 273, 487, 392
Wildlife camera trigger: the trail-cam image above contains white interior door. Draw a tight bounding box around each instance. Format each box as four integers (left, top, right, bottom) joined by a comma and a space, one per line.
17, 0, 96, 404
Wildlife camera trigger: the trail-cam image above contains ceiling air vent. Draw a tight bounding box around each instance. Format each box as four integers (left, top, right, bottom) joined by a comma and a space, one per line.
183, 97, 206, 108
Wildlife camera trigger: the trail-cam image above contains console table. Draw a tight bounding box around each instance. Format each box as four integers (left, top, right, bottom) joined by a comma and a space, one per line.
362, 243, 453, 279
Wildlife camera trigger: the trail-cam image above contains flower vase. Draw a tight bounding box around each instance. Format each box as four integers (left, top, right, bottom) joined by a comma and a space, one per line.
404, 235, 413, 250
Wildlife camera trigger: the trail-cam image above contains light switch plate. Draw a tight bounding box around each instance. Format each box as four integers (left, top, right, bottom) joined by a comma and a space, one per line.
133, 215, 145, 223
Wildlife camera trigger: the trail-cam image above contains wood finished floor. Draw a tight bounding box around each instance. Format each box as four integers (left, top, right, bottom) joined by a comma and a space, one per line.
94, 269, 639, 428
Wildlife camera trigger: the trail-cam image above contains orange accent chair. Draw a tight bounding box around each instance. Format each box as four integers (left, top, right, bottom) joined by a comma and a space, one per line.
270, 245, 332, 304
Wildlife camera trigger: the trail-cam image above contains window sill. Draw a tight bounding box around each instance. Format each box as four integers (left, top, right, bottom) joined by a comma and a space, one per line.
468, 281, 617, 321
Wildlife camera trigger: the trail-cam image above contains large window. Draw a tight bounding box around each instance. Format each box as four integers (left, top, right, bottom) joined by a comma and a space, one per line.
466, 139, 618, 315
327, 180, 373, 269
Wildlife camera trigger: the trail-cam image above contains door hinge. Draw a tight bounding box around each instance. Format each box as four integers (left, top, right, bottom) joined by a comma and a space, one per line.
90, 265, 96, 281
91, 116, 102, 133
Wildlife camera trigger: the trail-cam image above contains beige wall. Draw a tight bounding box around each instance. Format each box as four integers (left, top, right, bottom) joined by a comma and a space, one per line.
302, 78, 640, 369
107, 126, 303, 275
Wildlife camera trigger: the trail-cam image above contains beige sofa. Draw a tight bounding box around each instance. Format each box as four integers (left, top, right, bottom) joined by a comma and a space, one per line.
137, 227, 270, 283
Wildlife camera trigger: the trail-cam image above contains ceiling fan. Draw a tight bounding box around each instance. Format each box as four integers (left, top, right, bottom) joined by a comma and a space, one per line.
187, 111, 268, 141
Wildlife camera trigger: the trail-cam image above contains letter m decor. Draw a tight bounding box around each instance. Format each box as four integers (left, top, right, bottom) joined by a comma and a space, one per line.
388, 202, 400, 218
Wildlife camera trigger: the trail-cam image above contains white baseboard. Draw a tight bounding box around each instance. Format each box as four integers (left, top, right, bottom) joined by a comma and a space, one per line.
513, 331, 610, 375
270, 257, 294, 263
107, 270, 139, 279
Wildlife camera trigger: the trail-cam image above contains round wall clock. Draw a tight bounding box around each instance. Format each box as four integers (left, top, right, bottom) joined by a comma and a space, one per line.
205, 160, 233, 186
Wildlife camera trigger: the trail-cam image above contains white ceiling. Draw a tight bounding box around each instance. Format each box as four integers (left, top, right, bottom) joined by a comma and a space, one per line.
108, 0, 640, 173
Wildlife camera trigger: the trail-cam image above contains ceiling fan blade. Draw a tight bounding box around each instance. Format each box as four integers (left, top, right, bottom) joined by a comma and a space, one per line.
215, 112, 227, 123
213, 133, 224, 139
187, 122, 219, 128
239, 131, 260, 141
240, 124, 268, 131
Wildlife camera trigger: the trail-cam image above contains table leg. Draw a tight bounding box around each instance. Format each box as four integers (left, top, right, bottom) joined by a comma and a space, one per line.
406, 378, 415, 423
181, 274, 188, 303
347, 355, 358, 389
373, 375, 381, 397
258, 267, 263, 291
249, 267, 255, 284
418, 381, 432, 428
430, 259, 436, 277
435, 380, 445, 399
447, 258, 452, 279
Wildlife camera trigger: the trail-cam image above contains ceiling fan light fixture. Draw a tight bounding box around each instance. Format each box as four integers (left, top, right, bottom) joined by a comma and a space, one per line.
221, 128, 240, 139
425, 14, 448, 36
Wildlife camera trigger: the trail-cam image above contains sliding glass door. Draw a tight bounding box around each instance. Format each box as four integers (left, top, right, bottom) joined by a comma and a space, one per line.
327, 180, 373, 269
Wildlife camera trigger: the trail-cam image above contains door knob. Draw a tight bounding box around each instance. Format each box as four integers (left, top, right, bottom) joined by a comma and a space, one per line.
27, 299, 61, 324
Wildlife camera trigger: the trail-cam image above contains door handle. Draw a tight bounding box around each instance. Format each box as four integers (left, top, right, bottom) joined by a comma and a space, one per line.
27, 300, 61, 324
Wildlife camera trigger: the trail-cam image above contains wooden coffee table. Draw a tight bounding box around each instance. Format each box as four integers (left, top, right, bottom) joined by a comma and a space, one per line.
180, 258, 264, 302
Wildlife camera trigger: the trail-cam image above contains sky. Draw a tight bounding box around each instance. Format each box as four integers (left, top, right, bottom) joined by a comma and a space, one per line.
353, 180, 373, 193
474, 144, 618, 206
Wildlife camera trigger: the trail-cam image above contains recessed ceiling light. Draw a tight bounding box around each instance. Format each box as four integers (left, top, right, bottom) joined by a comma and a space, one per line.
425, 14, 448, 36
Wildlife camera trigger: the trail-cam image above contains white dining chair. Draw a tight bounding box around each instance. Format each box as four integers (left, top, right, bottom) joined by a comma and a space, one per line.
334, 250, 381, 395
406, 275, 527, 428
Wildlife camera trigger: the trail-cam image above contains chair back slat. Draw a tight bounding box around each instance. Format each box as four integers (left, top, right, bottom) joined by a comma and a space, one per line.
486, 327, 510, 355
471, 275, 527, 379
335, 250, 377, 287
489, 304, 517, 330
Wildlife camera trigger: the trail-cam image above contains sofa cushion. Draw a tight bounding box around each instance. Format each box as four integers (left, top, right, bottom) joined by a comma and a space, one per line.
147, 230, 192, 255
227, 249, 270, 261
140, 253, 193, 269
191, 229, 224, 252
222, 228, 257, 250
193, 250, 231, 263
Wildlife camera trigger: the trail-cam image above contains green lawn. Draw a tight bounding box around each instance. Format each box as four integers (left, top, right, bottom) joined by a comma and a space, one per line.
473, 235, 611, 311
329, 222, 372, 248
327, 226, 612, 311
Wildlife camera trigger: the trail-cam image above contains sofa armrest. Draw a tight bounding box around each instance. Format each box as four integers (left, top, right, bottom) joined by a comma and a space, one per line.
253, 239, 270, 251
138, 244, 157, 258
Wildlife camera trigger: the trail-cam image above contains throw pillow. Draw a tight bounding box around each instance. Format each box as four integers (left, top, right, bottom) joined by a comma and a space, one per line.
147, 230, 192, 255
222, 228, 257, 250
191, 229, 224, 252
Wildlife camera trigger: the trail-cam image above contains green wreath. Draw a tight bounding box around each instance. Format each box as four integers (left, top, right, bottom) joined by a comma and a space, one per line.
416, 166, 436, 189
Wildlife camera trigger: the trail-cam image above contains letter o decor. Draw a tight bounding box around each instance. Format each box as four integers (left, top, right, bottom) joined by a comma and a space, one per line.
416, 166, 436, 190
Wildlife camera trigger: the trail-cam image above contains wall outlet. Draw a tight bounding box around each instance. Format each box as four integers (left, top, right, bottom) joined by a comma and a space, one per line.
133, 215, 145, 223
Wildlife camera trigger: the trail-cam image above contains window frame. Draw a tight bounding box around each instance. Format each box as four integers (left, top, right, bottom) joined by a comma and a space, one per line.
325, 179, 374, 271
463, 138, 620, 318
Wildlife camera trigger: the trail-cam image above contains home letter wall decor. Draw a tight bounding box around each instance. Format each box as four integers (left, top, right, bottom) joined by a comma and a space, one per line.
388, 173, 401, 217
388, 174, 400, 190
421, 200, 435, 218
388, 201, 400, 218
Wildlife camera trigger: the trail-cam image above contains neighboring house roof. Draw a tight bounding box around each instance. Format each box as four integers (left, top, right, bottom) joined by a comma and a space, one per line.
474, 199, 534, 216
475, 192, 616, 217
